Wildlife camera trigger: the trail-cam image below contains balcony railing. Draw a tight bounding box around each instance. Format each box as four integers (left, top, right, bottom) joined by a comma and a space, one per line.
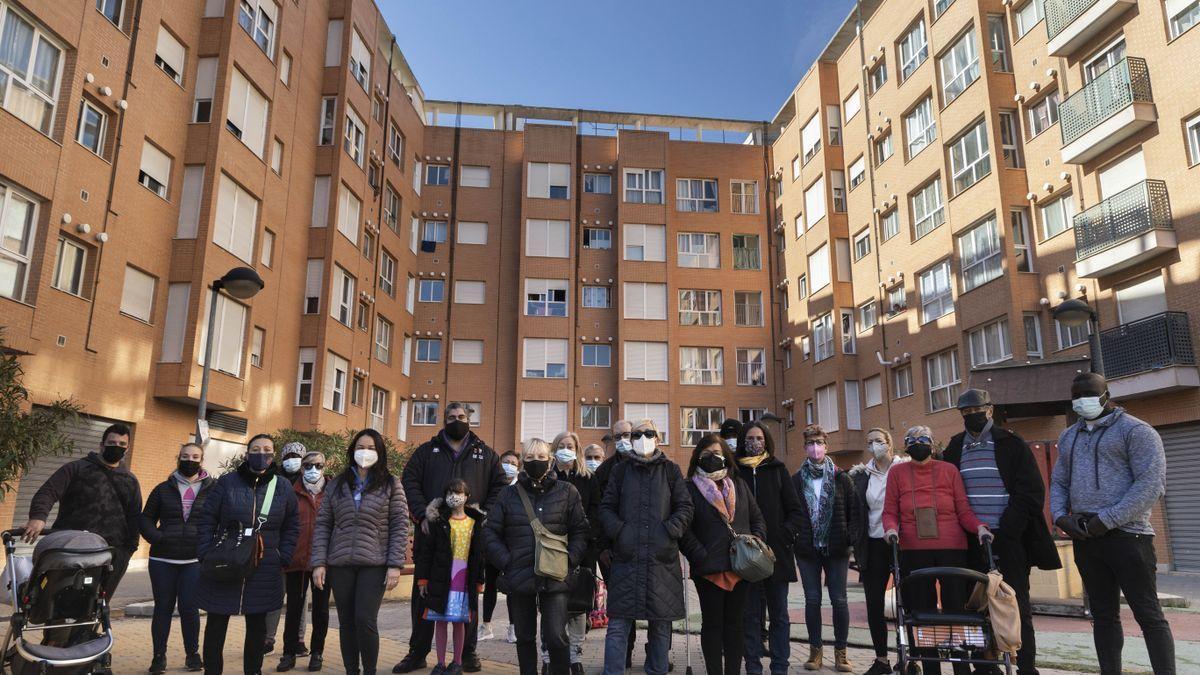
1059, 57, 1152, 146
1046, 0, 1099, 40
1073, 179, 1172, 260
1100, 312, 1196, 380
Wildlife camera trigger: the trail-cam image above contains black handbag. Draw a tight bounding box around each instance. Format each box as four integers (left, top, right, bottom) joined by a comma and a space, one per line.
202, 476, 278, 582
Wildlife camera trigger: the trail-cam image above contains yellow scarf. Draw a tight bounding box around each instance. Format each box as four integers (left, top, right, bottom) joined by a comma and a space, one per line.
738, 453, 768, 468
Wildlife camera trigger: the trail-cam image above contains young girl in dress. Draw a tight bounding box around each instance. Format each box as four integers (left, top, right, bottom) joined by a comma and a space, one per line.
417, 479, 487, 675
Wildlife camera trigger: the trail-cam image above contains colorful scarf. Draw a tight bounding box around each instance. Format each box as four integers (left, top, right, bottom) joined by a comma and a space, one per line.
800, 458, 837, 551
691, 474, 736, 523
737, 453, 768, 469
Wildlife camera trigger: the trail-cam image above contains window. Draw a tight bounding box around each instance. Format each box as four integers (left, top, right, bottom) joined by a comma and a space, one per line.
527, 162, 569, 199
355, 298, 369, 330
248, 326, 264, 368
792, 155, 802, 180
582, 286, 611, 308
343, 107, 366, 167
526, 219, 569, 257
680, 347, 724, 385
1024, 314, 1044, 358
336, 184, 361, 245
375, 249, 396, 297
736, 348, 766, 386
941, 28, 980, 103
732, 234, 760, 270
801, 336, 811, 360
401, 336, 412, 374
1056, 319, 1090, 350
735, 291, 763, 326
828, 105, 843, 145
259, 229, 274, 267
676, 178, 718, 212
412, 401, 439, 426
520, 401, 569, 442
865, 376, 883, 407
1027, 91, 1060, 137
623, 224, 666, 261
213, 174, 258, 263
198, 291, 247, 376
318, 97, 336, 145
152, 26, 186, 86
584, 173, 612, 194
681, 407, 724, 447
843, 88, 862, 122
117, 265, 155, 322
1186, 113, 1200, 165
949, 121, 991, 193
859, 299, 878, 330
583, 228, 611, 249
831, 171, 846, 212
815, 384, 840, 432
1170, 0, 1200, 38
935, 0, 956, 16
304, 260, 322, 314
415, 338, 441, 362
348, 29, 370, 88
1009, 208, 1034, 272
840, 309, 856, 354
998, 111, 1024, 168
802, 113, 822, 163
369, 386, 387, 429
139, 141, 171, 199
457, 221, 487, 245
969, 318, 1012, 366
373, 316, 393, 363
1014, 0, 1044, 37
794, 214, 804, 238
798, 274, 808, 298
454, 280, 485, 305
853, 229, 871, 261
888, 284, 907, 314
905, 97, 937, 158
678, 289, 721, 326
804, 177, 826, 227
739, 408, 767, 424
582, 344, 611, 367
911, 178, 945, 239
813, 313, 834, 361
378, 186, 400, 233
623, 282, 667, 320
295, 349, 315, 405
191, 57, 216, 122
875, 133, 894, 165
0, 3, 63, 134
386, 124, 404, 166
237, 0, 276, 55
988, 15, 1011, 72
582, 404, 611, 429
808, 243, 831, 292
623, 169, 664, 204
331, 266, 354, 326
460, 165, 490, 188
624, 342, 669, 381
894, 365, 913, 398
418, 279, 444, 303
920, 261, 954, 323
524, 338, 568, 379
1083, 39, 1126, 82
413, 160, 423, 195
848, 157, 866, 191
96, 0, 124, 26
731, 181, 759, 214
881, 209, 900, 242
451, 339, 484, 364
526, 279, 568, 316
677, 233, 719, 268
899, 19, 929, 80
226, 70, 269, 158
926, 350, 961, 412
1039, 193, 1073, 239
422, 220, 447, 245
270, 138, 284, 174
960, 216, 1002, 291
279, 51, 291, 85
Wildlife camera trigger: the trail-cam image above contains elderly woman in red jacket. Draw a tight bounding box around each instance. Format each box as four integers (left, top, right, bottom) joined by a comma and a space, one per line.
278, 450, 331, 672
882, 425, 991, 675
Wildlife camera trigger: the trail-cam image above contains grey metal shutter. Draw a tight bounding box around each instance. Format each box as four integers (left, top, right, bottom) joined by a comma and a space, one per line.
10, 412, 112, 528
1162, 423, 1200, 571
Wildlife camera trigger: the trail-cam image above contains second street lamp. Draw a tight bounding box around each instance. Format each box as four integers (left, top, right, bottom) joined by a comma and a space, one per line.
1052, 297, 1104, 375
196, 267, 265, 445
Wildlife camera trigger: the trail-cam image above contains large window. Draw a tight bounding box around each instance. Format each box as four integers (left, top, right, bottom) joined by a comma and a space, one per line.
679, 289, 721, 326
735, 291, 763, 326
1056, 319, 1090, 350
584, 173, 611, 194
524, 338, 568, 379
676, 178, 718, 212
859, 299, 878, 330
227, 70, 269, 158
736, 348, 766, 386
894, 365, 913, 398
905, 97, 937, 158
899, 19, 929, 80
336, 184, 361, 245
451, 339, 484, 365
677, 233, 719, 268
959, 216, 1002, 291
679, 347, 723, 385
940, 28, 980, 103
96, 0, 124, 26
623, 282, 667, 320
624, 224, 666, 261
911, 178, 945, 239
213, 174, 258, 263
582, 286, 611, 308
1, 186, 40, 301
1169, 0, 1200, 38
348, 29, 370, 89
681, 407, 724, 447
526, 219, 570, 258
843, 88, 861, 122
454, 280, 485, 305
418, 279, 444, 303
198, 292, 247, 377
460, 165, 490, 188
1039, 193, 1073, 239
968, 318, 1012, 366
154, 25, 185, 84
412, 401, 440, 426
926, 350, 961, 412
815, 384, 839, 432
949, 121, 991, 194
813, 313, 834, 362
0, 2, 63, 135
624, 169, 664, 204
582, 404, 611, 429
808, 243, 831, 292
732, 234, 760, 270
582, 344, 611, 368
52, 238, 87, 297
1014, 0, 1045, 37
138, 140, 172, 199
731, 181, 758, 214
624, 342, 669, 381
1027, 91, 1060, 137
525, 279, 568, 316
804, 177, 827, 227
988, 15, 1011, 72
343, 107, 365, 167
237, 0, 276, 56
527, 162, 569, 199
919, 261, 954, 323
583, 228, 611, 249
802, 114, 822, 163
415, 338, 441, 363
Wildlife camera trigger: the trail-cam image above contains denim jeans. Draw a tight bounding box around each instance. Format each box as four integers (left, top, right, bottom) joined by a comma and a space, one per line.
508, 591, 568, 675
796, 554, 849, 650
148, 560, 201, 656
604, 617, 671, 675
742, 579, 791, 674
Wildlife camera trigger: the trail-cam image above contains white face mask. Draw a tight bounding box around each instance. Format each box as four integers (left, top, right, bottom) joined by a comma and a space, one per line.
282, 457, 302, 474
445, 493, 467, 509
585, 459, 602, 472
1072, 395, 1106, 420
615, 439, 633, 455
869, 441, 889, 459
502, 463, 519, 479
354, 449, 378, 469
303, 467, 323, 484
555, 448, 577, 465
633, 436, 656, 456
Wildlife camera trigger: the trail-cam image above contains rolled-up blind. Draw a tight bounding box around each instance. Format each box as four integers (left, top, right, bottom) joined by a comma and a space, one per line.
155, 26, 185, 83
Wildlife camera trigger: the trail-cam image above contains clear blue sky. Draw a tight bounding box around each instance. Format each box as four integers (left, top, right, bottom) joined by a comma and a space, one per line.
380, 1, 856, 122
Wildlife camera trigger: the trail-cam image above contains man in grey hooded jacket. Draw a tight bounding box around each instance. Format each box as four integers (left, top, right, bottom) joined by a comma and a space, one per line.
1050, 372, 1174, 675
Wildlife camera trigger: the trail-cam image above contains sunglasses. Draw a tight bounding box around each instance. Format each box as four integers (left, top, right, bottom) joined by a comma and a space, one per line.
904, 435, 933, 446
631, 430, 658, 440
302, 463, 324, 470
614, 432, 632, 440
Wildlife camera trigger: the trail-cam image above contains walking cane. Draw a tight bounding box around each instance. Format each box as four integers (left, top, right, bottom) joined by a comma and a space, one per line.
681, 558, 694, 675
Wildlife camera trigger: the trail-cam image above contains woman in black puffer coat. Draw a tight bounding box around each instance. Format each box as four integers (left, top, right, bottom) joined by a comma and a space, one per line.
194, 434, 299, 675
482, 438, 589, 675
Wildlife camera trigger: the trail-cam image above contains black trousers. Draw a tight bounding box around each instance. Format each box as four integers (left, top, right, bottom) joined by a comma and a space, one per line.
1073, 531, 1175, 675
482, 564, 500, 622
328, 565, 386, 675
860, 537, 893, 660
203, 612, 266, 674
694, 578, 748, 675
283, 570, 331, 656
899, 548, 971, 675
408, 530, 479, 660
967, 533, 1037, 674
508, 591, 569, 675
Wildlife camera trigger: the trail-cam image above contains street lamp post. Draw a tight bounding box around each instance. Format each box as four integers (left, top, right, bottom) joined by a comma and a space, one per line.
1052, 297, 1104, 375
196, 267, 265, 445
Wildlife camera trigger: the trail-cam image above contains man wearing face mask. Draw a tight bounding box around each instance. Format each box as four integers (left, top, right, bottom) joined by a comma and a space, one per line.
1050, 372, 1174, 675
590, 420, 642, 668
719, 418, 742, 453
396, 403, 507, 673
942, 389, 1059, 675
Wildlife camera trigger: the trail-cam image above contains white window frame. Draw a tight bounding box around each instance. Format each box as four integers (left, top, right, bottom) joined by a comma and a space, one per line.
624, 342, 669, 382
623, 168, 664, 204
926, 349, 961, 412
680, 407, 725, 447
237, 0, 276, 56
1015, 0, 1045, 37
379, 250, 396, 296
154, 25, 185, 84
374, 316, 392, 363
460, 165, 491, 188
583, 227, 612, 249
319, 97, 336, 145
418, 279, 444, 303
940, 28, 980, 103
677, 232, 720, 269
1169, 0, 1200, 38
451, 339, 484, 365
949, 121, 991, 194
139, 140, 172, 199
843, 88, 861, 122
840, 309, 856, 354
859, 299, 878, 330
213, 174, 258, 263
875, 133, 894, 165
849, 156, 866, 190
808, 243, 831, 292
815, 383, 840, 432
911, 178, 945, 240
959, 215, 1002, 291
412, 401, 440, 426
348, 28, 371, 89
422, 220, 447, 244
736, 347, 766, 386
919, 260, 954, 323
584, 172, 612, 194
678, 289, 722, 326
804, 177, 827, 227
1039, 193, 1074, 240
1056, 319, 1091, 350
735, 291, 763, 327
1027, 91, 1060, 138
1185, 112, 1200, 166
525, 279, 568, 317
343, 106, 366, 167
1024, 314, 1044, 359
295, 348, 315, 405
415, 338, 441, 363
732, 234, 760, 270
525, 219, 570, 258
999, 110, 1024, 168
676, 178, 718, 212
0, 2, 64, 135
454, 280, 486, 305
623, 223, 666, 262
523, 338, 568, 379
331, 266, 354, 327
679, 346, 724, 386
731, 180, 759, 214
813, 313, 835, 362
581, 343, 611, 368
369, 386, 387, 429
894, 365, 914, 398
881, 209, 900, 242
622, 282, 667, 320
899, 19, 929, 80
905, 97, 937, 159
853, 228, 871, 261
968, 317, 1013, 366
75, 101, 106, 155
581, 285, 611, 308
119, 265, 155, 322
581, 404, 611, 429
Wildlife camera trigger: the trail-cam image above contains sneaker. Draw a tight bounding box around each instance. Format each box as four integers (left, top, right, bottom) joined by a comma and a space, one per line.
148, 654, 166, 674
391, 655, 426, 673
264, 639, 276, 655
863, 660, 892, 675
277, 654, 296, 672
477, 622, 495, 641
306, 653, 323, 672
506, 624, 517, 643
460, 653, 481, 672
185, 653, 204, 671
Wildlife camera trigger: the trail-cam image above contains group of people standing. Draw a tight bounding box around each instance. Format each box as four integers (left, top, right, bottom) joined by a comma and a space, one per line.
17, 371, 1175, 675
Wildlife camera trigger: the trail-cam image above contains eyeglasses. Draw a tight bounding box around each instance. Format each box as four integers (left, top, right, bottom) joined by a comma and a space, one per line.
631, 430, 657, 440
302, 463, 324, 470
614, 432, 632, 440
904, 435, 933, 446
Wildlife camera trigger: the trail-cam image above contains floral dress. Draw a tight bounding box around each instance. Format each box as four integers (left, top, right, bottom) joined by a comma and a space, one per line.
424, 515, 472, 622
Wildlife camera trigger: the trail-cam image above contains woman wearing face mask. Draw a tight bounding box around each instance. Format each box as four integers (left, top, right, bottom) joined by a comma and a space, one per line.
545, 432, 599, 674
278, 451, 332, 672
597, 420, 695, 675
790, 425, 859, 673
680, 434, 766, 675
882, 426, 991, 675
311, 429, 410, 675
194, 434, 300, 675
734, 421, 804, 675
482, 438, 590, 675
480, 451, 523, 644
849, 429, 907, 675
140, 443, 216, 673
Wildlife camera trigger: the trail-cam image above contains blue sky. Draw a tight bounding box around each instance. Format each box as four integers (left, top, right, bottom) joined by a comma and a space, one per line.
380, 1, 856, 122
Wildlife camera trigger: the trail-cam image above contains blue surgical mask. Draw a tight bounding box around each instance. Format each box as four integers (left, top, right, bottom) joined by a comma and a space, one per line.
615, 439, 633, 455
282, 457, 302, 474
1072, 395, 1106, 420
554, 448, 577, 465
585, 459, 602, 472
502, 463, 518, 479
303, 467, 322, 484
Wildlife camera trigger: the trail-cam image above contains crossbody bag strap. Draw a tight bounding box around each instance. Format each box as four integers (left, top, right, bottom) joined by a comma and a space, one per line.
516, 484, 547, 536
256, 475, 279, 530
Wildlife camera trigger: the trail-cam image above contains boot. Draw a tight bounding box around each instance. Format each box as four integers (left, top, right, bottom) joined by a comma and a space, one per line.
185, 653, 204, 671
148, 654, 166, 674
307, 653, 323, 672
804, 646, 823, 670
277, 654, 296, 672
835, 647, 852, 672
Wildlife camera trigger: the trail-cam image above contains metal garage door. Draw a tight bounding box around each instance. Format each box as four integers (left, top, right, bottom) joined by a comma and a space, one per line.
1162, 423, 1200, 571
9, 412, 115, 529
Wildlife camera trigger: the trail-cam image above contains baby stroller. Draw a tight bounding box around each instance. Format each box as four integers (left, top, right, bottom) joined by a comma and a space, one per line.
1, 529, 115, 674
890, 538, 1014, 674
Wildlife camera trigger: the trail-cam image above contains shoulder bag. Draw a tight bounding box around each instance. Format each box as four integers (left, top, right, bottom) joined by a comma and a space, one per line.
516, 485, 570, 582
725, 518, 776, 583
202, 475, 278, 582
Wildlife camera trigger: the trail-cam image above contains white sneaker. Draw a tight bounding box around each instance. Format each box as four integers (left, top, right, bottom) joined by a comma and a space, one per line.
506, 624, 517, 643
477, 623, 495, 641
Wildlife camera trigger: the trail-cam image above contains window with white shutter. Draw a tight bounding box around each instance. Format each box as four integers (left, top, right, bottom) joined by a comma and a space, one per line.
623, 224, 666, 261
526, 220, 569, 257
336, 184, 360, 244
457, 221, 488, 245
198, 291, 247, 376
808, 243, 831, 292
159, 283, 190, 362
311, 176, 330, 228
349, 29, 370, 89
624, 341, 668, 381
815, 383, 840, 431
176, 165, 204, 238
322, 352, 349, 413
294, 349, 316, 405
192, 58, 217, 122
331, 266, 354, 326
304, 259, 323, 314
524, 338, 569, 378
864, 376, 883, 407
845, 380, 862, 430
120, 266, 155, 322
623, 403, 670, 444
154, 26, 185, 84
452, 339, 484, 364
527, 163, 570, 199
455, 280, 485, 304
460, 166, 491, 188
623, 282, 667, 320
139, 141, 172, 199
213, 174, 258, 263
525, 279, 568, 316
521, 401, 568, 442
802, 113, 821, 162
226, 70, 269, 158
804, 177, 826, 227
325, 20, 343, 67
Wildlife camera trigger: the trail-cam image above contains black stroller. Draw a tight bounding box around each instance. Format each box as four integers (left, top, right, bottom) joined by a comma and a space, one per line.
1, 529, 115, 674
890, 538, 1014, 674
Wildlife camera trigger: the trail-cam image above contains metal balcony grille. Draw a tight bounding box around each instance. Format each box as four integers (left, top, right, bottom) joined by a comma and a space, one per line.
1045, 0, 1099, 39
1100, 312, 1196, 380
1059, 57, 1152, 146
1073, 180, 1172, 260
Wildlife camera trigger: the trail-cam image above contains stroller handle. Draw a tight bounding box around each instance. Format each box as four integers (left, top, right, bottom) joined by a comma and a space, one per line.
2, 528, 54, 545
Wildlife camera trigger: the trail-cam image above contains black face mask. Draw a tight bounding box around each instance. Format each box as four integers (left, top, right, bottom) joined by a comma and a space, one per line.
963, 412, 989, 434
101, 444, 126, 464
178, 460, 201, 478
524, 459, 550, 481
445, 420, 470, 442
697, 453, 725, 474
907, 443, 933, 462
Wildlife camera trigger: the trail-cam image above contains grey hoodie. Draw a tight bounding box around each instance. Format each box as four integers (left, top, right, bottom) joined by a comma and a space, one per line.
1050, 407, 1165, 534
